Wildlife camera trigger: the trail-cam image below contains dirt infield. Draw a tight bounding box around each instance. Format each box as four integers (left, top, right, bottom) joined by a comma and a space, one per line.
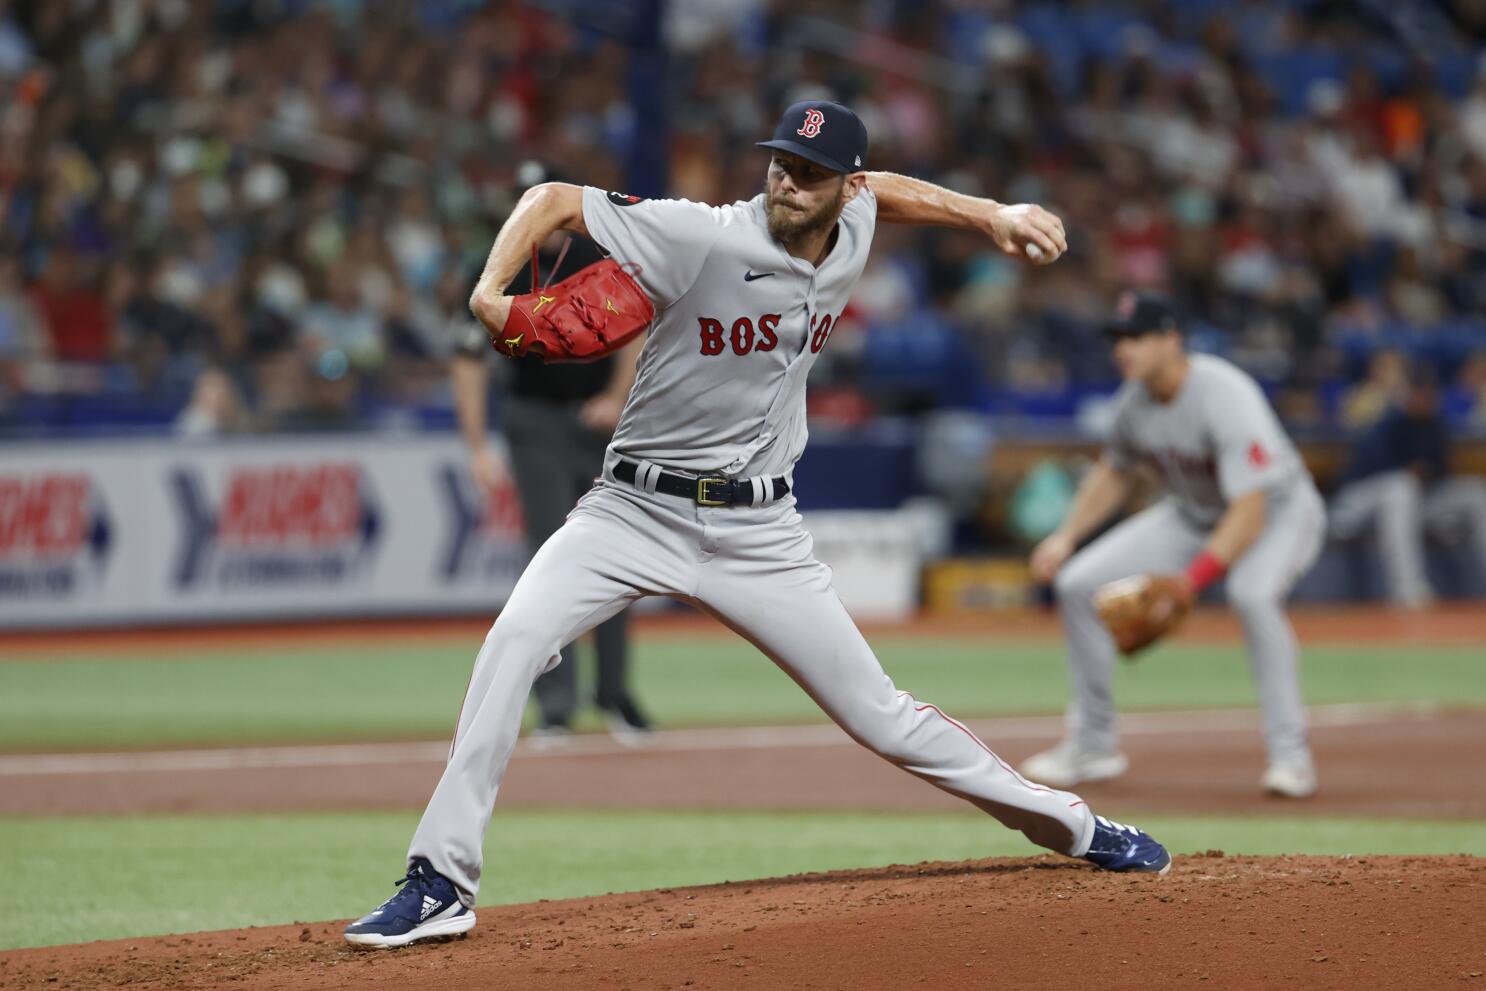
5, 706, 1484, 820
3, 603, 1484, 656
4, 855, 1482, 991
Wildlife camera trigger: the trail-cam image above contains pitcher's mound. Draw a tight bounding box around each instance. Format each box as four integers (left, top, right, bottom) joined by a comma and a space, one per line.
5, 855, 1483, 991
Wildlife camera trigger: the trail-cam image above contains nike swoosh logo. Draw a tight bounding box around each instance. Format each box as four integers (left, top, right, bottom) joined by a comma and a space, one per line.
743, 271, 775, 282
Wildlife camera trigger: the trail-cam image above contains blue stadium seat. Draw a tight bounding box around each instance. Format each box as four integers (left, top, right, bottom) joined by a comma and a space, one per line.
1364, 44, 1410, 92
1253, 50, 1347, 116
1015, 4, 1084, 93
1434, 53, 1477, 98
861, 315, 985, 409
1077, 8, 1146, 60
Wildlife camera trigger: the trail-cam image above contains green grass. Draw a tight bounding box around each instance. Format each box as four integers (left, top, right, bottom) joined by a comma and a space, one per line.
2, 638, 1483, 750
1, 809, 1482, 950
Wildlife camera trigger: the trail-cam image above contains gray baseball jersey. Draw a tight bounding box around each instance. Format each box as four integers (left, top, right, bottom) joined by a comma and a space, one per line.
581, 184, 874, 477
1104, 353, 1313, 526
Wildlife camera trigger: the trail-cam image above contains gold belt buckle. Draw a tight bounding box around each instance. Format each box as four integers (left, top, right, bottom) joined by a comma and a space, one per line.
696, 476, 730, 506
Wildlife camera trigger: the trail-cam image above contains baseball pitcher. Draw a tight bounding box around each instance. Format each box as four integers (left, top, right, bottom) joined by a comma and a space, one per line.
345, 102, 1173, 949
1022, 292, 1325, 800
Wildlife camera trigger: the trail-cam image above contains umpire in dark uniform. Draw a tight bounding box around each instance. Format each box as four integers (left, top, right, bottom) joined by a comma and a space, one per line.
451, 185, 650, 740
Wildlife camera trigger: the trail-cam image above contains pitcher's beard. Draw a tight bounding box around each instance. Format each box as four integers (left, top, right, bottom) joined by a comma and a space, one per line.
765, 188, 844, 244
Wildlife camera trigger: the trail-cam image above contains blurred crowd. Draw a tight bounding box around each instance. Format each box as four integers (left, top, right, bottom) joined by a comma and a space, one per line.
1, 0, 1485, 437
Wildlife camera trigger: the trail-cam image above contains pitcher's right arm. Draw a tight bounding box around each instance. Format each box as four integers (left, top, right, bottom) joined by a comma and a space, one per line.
469, 183, 588, 336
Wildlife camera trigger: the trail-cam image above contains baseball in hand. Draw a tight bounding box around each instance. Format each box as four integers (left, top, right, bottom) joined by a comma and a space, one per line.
1025, 243, 1046, 263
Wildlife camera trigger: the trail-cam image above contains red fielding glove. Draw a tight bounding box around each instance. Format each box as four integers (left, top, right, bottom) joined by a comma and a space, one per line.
491, 243, 654, 363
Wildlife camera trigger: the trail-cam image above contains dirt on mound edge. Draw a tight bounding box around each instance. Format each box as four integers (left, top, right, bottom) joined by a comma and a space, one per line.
2, 855, 1482, 991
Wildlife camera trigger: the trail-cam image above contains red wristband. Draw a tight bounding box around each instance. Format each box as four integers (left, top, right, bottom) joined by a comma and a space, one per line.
1185, 551, 1226, 594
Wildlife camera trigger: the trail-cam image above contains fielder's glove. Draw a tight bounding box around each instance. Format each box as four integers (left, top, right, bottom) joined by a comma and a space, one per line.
1093, 574, 1193, 657
492, 242, 654, 363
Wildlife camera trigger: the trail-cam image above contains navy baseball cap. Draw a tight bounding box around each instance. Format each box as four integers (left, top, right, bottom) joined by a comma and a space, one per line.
756, 100, 868, 174
1104, 291, 1181, 338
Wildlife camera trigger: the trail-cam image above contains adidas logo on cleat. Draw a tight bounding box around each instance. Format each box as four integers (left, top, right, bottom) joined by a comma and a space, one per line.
419, 895, 441, 921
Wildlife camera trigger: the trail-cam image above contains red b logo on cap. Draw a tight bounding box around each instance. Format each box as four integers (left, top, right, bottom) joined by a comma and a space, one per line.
796, 108, 825, 138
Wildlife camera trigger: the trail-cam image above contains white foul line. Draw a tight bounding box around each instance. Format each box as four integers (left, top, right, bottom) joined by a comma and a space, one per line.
0, 702, 1445, 777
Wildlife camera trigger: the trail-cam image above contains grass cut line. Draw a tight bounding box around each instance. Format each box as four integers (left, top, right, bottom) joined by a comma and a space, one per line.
2, 809, 1483, 950
1, 639, 1482, 751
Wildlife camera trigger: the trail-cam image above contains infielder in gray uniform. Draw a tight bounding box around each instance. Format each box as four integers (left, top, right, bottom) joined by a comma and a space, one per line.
345, 102, 1173, 949
1023, 292, 1326, 800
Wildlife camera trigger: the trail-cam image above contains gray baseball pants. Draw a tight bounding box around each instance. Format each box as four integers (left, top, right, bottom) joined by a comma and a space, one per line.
411, 472, 1095, 903
1053, 488, 1326, 766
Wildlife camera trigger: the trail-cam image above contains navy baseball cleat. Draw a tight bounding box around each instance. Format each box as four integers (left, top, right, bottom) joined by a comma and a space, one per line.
1082, 814, 1172, 874
344, 858, 475, 948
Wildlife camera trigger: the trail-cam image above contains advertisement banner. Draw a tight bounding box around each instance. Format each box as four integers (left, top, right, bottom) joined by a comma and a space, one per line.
0, 436, 924, 629
0, 436, 528, 629
0, 470, 114, 606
